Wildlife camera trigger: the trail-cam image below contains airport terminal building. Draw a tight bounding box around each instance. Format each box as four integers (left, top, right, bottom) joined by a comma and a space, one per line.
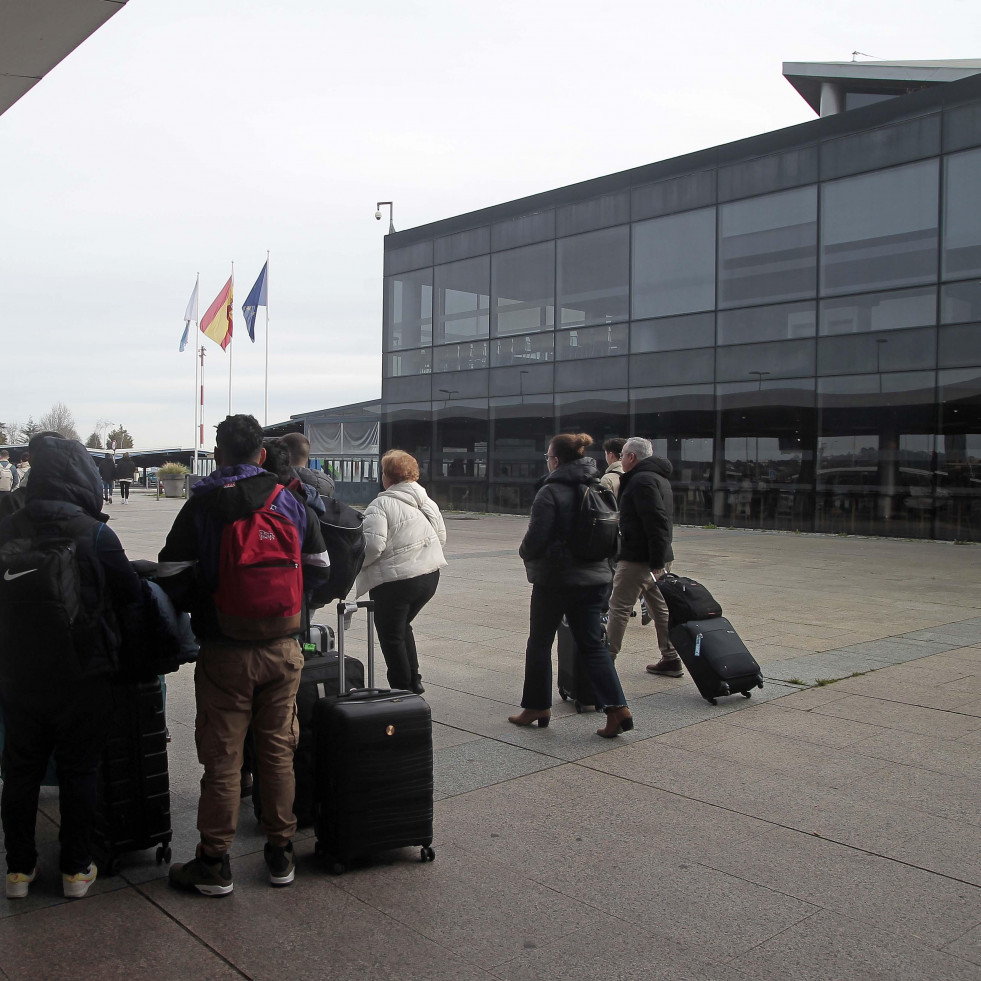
381, 60, 981, 541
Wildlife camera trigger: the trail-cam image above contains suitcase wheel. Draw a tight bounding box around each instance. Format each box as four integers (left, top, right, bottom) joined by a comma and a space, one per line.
706, 697, 717, 706
574, 700, 583, 714
329, 861, 347, 876
156, 844, 172, 865
742, 691, 752, 699
559, 689, 569, 701
420, 846, 435, 863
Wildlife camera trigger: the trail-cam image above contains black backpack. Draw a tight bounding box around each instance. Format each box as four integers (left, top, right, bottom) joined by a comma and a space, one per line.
569, 479, 619, 562
656, 573, 723, 629
0, 512, 110, 686
311, 497, 367, 603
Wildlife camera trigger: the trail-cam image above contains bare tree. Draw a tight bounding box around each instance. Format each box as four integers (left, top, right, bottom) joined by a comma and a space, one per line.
38, 403, 81, 442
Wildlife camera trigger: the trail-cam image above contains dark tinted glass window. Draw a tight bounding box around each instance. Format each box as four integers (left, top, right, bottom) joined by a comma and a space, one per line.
718, 147, 818, 202
555, 357, 628, 392
491, 242, 554, 336
631, 171, 715, 221
819, 287, 937, 335
630, 348, 715, 387
431, 368, 488, 400
715, 339, 815, 382
556, 193, 630, 236
943, 148, 981, 281
820, 160, 939, 295
631, 312, 716, 352
942, 280, 981, 324
557, 226, 629, 327
434, 227, 490, 264
491, 211, 555, 251
718, 187, 817, 307
384, 269, 433, 351
939, 324, 981, 368
820, 114, 940, 180
632, 208, 716, 318
817, 327, 937, 375
717, 302, 815, 345
555, 323, 628, 360
384, 348, 432, 377
384, 241, 434, 276
435, 256, 490, 343
489, 363, 554, 397
433, 341, 489, 372
491, 332, 554, 367
382, 375, 432, 403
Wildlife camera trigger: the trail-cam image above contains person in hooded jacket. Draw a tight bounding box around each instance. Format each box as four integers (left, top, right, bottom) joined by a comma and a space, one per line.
509, 433, 633, 738
605, 436, 682, 677
0, 433, 145, 901
355, 449, 446, 694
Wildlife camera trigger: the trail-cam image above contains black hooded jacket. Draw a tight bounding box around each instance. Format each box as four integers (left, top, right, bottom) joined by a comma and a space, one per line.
519, 457, 614, 588
0, 436, 144, 682
617, 455, 675, 569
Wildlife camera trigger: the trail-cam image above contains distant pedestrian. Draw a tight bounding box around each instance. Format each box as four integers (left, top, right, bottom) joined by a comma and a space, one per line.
0, 450, 20, 495
509, 433, 633, 738
355, 450, 446, 694
97, 453, 116, 504
281, 431, 334, 501
15, 454, 30, 490
115, 452, 136, 504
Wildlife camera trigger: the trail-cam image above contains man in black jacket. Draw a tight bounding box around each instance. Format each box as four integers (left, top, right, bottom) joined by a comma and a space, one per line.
605, 436, 682, 677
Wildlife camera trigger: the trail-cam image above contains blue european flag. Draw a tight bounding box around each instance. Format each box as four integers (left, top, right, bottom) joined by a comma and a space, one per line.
242, 260, 268, 342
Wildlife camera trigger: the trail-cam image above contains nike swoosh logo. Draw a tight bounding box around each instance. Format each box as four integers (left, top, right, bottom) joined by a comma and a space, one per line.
3, 568, 37, 581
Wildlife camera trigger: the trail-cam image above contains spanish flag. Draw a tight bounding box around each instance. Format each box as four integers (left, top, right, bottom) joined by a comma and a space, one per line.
200, 276, 233, 350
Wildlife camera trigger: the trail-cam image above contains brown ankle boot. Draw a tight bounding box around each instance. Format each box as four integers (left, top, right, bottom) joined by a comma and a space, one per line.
597, 706, 634, 738
507, 709, 551, 728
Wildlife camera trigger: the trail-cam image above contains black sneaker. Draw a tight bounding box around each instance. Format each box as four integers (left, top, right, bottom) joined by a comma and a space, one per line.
168, 850, 233, 896
646, 657, 684, 678
264, 842, 295, 887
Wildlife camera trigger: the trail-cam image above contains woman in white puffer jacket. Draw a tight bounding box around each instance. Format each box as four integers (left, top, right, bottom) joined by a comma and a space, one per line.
356, 450, 447, 693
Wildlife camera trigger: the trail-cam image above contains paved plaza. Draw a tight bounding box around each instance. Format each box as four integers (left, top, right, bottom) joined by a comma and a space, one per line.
2, 488, 981, 980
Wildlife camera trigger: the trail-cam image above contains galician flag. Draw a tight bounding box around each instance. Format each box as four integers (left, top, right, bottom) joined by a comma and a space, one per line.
242, 260, 268, 342
180, 276, 199, 352
200, 276, 233, 350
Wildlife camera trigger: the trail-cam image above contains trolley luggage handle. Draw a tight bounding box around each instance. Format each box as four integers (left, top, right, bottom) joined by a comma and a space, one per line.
336, 600, 375, 694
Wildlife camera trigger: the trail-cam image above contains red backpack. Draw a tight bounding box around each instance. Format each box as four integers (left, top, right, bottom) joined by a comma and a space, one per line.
213, 486, 303, 640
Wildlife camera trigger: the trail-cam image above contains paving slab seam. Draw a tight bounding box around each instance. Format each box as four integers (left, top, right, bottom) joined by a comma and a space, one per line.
126, 881, 255, 980
568, 755, 981, 891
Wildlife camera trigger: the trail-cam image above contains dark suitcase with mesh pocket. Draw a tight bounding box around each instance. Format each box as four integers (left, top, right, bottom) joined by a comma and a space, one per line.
670, 617, 763, 705
313, 600, 435, 873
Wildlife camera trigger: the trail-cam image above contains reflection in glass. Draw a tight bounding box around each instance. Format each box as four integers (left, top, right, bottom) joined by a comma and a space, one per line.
943, 147, 981, 280
941, 280, 981, 324
557, 226, 629, 327
718, 186, 817, 307
384, 348, 432, 378
817, 327, 936, 376
819, 287, 936, 335
490, 395, 556, 512
555, 391, 629, 459
717, 303, 815, 345
384, 402, 432, 479
555, 323, 628, 360
715, 339, 815, 382
491, 332, 554, 367
632, 208, 716, 318
491, 241, 555, 336
821, 160, 939, 295
936, 368, 981, 541
435, 256, 490, 343
384, 270, 433, 351
433, 341, 489, 373
632, 313, 716, 353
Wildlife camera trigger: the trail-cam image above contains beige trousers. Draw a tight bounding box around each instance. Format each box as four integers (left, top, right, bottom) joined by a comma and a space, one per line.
605, 560, 678, 660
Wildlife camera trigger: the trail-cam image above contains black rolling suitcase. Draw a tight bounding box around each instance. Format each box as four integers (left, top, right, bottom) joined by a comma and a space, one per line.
556, 618, 599, 712
670, 617, 763, 705
252, 624, 365, 827
313, 600, 435, 874
94, 678, 173, 872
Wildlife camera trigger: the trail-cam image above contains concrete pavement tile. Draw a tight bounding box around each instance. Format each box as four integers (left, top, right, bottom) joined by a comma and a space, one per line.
769, 684, 855, 709
145, 848, 497, 981
0, 888, 241, 980
854, 761, 981, 827
944, 923, 981, 966
829, 677, 981, 714
435, 737, 561, 800
334, 841, 603, 971
763, 652, 892, 684
722, 907, 980, 981
432, 721, 484, 750
424, 659, 522, 702
707, 822, 981, 948
834, 637, 954, 663
903, 617, 981, 645
812, 694, 981, 739
721, 702, 885, 748
849, 726, 981, 778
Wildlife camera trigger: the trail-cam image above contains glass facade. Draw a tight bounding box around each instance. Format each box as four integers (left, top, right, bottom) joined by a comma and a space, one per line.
381, 82, 981, 541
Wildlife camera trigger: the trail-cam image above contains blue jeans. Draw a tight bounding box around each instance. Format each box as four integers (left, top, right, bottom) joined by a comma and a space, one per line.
521, 583, 627, 712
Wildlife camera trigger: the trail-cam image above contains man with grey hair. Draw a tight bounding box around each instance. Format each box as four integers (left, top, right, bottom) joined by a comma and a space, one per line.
605, 436, 683, 677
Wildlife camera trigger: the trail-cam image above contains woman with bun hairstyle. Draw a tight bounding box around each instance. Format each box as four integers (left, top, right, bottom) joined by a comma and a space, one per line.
355, 450, 447, 694
509, 433, 633, 738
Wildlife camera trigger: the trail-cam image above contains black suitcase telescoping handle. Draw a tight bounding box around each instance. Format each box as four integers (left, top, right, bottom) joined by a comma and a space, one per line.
336, 600, 375, 694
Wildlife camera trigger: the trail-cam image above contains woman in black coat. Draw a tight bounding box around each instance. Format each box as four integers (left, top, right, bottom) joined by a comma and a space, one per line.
508, 433, 633, 738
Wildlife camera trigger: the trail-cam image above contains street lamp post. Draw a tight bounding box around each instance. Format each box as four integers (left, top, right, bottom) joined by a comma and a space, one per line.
748, 371, 771, 482
519, 370, 529, 404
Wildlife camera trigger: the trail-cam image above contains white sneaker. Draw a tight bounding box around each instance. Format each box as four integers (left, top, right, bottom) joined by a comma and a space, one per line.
6, 867, 39, 899
63, 863, 97, 899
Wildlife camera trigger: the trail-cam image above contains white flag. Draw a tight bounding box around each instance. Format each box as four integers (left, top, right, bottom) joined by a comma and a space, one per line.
180, 277, 199, 352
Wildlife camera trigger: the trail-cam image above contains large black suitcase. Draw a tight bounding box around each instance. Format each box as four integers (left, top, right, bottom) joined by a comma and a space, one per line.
656, 573, 723, 629
252, 624, 364, 827
94, 678, 172, 872
313, 600, 435, 874
670, 617, 763, 705
556, 618, 599, 712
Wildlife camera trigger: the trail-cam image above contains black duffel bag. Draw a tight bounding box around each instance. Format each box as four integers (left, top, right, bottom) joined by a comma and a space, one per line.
656, 573, 722, 629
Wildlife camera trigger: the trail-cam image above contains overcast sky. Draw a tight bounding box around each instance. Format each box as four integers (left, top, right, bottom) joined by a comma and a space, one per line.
1, 0, 979, 447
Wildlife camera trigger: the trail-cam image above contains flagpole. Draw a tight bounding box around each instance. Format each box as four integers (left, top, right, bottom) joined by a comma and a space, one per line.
264, 250, 270, 426
228, 261, 234, 416
192, 272, 200, 471
199, 344, 207, 453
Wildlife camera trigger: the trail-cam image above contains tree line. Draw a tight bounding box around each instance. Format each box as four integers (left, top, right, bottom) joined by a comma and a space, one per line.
0, 403, 134, 450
